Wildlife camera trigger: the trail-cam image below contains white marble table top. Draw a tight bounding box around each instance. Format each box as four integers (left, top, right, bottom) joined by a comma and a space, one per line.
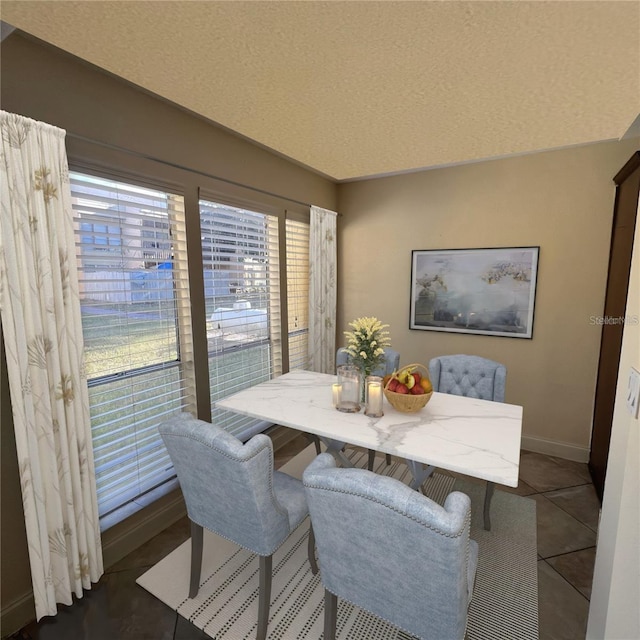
215, 370, 523, 487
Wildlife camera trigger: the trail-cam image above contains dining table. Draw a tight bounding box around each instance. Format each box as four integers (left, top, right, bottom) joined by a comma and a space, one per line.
215, 369, 523, 530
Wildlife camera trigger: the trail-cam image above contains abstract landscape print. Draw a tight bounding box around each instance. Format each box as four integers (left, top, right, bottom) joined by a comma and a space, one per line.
410, 247, 539, 338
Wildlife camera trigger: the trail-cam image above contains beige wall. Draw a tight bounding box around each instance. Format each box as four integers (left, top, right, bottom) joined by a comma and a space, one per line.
587, 192, 639, 640
337, 140, 639, 459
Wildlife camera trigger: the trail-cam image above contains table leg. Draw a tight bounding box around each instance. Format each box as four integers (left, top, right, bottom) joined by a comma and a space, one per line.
406, 459, 436, 491
321, 438, 356, 468
484, 481, 495, 531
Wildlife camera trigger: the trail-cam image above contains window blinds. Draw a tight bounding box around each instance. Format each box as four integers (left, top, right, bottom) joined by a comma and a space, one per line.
71, 172, 194, 523
200, 198, 282, 439
285, 218, 310, 371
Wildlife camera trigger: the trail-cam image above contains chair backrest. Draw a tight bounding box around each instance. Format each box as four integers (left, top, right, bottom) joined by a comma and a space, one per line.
159, 413, 290, 555
336, 347, 400, 376
428, 354, 506, 402
303, 453, 477, 640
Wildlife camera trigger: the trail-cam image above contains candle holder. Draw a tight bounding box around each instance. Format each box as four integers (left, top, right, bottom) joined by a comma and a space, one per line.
336, 365, 361, 413
365, 375, 384, 417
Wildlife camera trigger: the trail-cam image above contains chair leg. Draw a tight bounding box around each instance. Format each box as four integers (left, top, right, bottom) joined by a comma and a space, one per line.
367, 450, 391, 470
257, 555, 272, 640
189, 521, 203, 598
324, 589, 338, 640
484, 481, 495, 531
308, 523, 319, 575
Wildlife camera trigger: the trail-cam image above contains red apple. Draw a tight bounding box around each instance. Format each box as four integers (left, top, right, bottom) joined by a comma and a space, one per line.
388, 378, 399, 392
412, 372, 421, 384
410, 385, 425, 395
395, 383, 409, 394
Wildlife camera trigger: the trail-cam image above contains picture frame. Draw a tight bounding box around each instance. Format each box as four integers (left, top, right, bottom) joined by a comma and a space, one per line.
409, 246, 539, 338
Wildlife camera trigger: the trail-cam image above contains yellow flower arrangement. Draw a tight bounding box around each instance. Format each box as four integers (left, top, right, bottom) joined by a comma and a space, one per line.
343, 316, 391, 376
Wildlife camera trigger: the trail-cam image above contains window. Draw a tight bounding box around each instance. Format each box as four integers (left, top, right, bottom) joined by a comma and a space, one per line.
71, 170, 311, 526
200, 198, 282, 439
286, 219, 310, 371
71, 172, 194, 527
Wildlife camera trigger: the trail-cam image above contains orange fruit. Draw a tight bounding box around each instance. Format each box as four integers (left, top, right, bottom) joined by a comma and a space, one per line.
420, 377, 433, 393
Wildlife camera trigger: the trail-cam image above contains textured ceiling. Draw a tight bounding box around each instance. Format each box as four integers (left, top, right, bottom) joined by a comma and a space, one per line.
2, 1, 639, 181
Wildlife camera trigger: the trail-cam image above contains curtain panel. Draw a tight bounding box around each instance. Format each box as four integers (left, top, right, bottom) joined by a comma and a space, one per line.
0, 111, 103, 619
308, 205, 337, 374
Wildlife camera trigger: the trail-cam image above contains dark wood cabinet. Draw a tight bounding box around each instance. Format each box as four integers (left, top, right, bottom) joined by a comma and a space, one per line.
589, 151, 640, 501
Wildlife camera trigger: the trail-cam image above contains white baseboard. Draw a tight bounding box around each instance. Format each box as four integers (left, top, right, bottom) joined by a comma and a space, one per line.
521, 435, 590, 463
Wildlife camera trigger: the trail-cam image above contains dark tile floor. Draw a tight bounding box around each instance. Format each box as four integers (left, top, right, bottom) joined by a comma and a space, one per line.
10, 436, 600, 640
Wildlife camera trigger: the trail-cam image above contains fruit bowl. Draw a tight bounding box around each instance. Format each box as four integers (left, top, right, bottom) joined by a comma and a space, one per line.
383, 363, 433, 413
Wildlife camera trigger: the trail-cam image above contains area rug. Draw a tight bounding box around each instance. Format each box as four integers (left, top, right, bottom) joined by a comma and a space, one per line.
137, 446, 538, 639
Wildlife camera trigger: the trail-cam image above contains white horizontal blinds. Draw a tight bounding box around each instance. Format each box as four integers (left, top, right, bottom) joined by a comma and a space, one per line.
71, 172, 194, 524
267, 214, 283, 376
200, 198, 282, 437
286, 218, 310, 371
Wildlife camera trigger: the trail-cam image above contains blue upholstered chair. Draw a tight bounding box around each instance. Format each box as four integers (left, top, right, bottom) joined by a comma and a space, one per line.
428, 354, 506, 403
158, 413, 317, 640
428, 354, 507, 529
303, 453, 478, 640
336, 347, 401, 469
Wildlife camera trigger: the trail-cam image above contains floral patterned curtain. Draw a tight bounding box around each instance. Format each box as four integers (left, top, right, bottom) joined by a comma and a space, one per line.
308, 205, 337, 373
0, 111, 103, 619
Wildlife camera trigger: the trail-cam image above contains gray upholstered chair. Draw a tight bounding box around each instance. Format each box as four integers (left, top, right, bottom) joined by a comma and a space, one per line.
335, 347, 401, 469
158, 413, 317, 640
303, 453, 478, 640
428, 354, 507, 529
428, 354, 506, 403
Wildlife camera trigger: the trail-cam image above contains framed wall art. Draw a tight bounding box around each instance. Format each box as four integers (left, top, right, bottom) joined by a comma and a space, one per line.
410, 246, 539, 338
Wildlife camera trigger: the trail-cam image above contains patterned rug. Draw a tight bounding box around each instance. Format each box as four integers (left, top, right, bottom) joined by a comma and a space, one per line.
137, 446, 538, 639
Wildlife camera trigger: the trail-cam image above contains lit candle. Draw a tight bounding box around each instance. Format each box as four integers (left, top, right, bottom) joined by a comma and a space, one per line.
365, 378, 384, 417
332, 383, 342, 407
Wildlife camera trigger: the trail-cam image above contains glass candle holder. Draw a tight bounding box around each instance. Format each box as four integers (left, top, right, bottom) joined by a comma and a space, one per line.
365, 375, 384, 417
336, 365, 361, 413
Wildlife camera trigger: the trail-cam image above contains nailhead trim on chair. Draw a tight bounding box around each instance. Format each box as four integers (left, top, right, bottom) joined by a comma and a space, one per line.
463, 510, 473, 598
160, 431, 269, 463
304, 483, 468, 538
